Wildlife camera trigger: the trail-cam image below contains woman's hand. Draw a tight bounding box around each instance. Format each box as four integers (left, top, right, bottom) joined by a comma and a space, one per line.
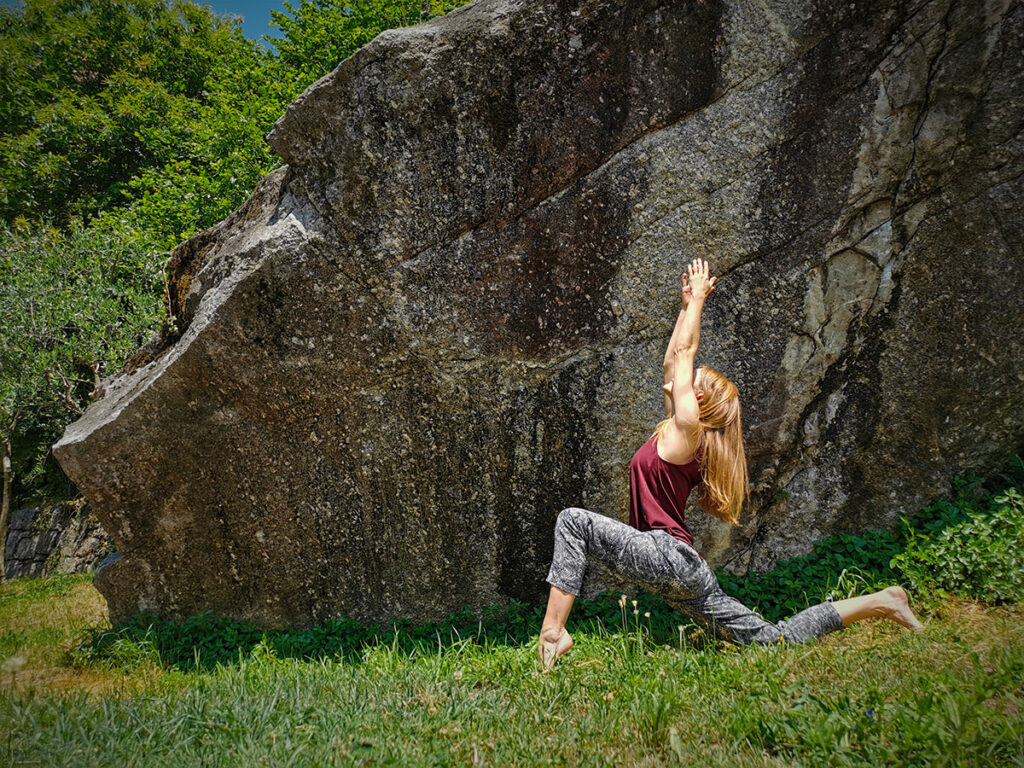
665, 258, 716, 415
686, 258, 717, 301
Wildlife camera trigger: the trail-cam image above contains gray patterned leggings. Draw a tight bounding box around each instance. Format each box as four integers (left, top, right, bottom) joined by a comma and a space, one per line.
545, 507, 843, 646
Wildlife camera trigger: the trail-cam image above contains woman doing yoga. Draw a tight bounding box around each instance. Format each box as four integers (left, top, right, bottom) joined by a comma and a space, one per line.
538, 258, 924, 672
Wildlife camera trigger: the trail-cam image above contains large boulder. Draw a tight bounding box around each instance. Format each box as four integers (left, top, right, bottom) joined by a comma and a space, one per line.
54, 0, 1023, 628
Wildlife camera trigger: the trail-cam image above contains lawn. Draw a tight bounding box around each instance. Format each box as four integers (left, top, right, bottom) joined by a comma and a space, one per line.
1, 572, 1021, 766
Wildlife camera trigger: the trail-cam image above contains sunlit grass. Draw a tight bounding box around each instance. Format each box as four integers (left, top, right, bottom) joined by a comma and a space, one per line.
0, 572, 167, 697
1, 573, 1021, 766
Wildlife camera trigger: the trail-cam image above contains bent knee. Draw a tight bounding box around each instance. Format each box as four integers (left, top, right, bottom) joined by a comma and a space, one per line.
556, 506, 589, 531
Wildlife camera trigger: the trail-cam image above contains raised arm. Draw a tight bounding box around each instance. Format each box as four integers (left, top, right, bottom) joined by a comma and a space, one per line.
662, 264, 715, 418
661, 276, 691, 418
658, 258, 717, 463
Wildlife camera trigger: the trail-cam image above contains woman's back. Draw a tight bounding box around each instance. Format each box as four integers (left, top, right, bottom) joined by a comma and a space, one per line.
628, 434, 701, 548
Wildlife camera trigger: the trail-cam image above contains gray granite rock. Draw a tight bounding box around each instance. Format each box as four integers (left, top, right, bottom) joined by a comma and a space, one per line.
54, 0, 1023, 628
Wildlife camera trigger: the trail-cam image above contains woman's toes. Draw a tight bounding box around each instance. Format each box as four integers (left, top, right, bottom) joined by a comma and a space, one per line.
537, 641, 555, 671
537, 629, 574, 673
884, 586, 925, 632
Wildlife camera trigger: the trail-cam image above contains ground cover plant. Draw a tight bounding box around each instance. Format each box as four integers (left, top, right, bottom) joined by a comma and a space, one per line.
1, 461, 1021, 765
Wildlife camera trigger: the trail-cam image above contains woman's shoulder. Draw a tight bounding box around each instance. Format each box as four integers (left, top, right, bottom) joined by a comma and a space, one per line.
655, 433, 702, 467
654, 421, 703, 466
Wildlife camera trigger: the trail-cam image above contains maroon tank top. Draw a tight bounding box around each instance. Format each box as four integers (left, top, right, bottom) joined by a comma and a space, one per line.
628, 434, 702, 552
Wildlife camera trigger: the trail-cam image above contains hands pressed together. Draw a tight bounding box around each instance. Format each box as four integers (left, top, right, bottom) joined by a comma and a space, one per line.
681, 258, 717, 305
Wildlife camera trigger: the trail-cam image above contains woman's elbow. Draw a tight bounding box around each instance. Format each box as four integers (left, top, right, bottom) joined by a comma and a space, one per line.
673, 343, 698, 360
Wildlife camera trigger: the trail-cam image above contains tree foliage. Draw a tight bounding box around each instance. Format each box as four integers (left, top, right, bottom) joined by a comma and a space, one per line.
266, 0, 466, 85
0, 0, 300, 249
0, 217, 165, 500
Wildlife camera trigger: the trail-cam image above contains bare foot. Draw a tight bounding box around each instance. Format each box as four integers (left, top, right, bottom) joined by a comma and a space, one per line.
882, 586, 925, 632
537, 627, 574, 673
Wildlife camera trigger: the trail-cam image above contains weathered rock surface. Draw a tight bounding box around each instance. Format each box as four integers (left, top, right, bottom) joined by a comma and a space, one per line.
54, 0, 1023, 628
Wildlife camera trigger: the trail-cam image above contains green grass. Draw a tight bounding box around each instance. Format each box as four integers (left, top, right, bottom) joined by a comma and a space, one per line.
3, 459, 1022, 765
1, 572, 1022, 766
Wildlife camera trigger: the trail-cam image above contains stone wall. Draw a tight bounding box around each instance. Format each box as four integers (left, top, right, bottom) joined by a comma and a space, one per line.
4, 501, 113, 580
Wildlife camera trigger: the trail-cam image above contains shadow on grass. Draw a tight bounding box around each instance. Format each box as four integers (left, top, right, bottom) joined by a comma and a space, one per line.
69, 590, 709, 673
69, 456, 1023, 674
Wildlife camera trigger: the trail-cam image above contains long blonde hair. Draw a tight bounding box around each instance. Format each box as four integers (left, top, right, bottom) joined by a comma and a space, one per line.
654, 366, 749, 525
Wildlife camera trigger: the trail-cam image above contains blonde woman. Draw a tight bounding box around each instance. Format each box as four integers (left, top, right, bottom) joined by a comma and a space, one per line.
537, 258, 924, 672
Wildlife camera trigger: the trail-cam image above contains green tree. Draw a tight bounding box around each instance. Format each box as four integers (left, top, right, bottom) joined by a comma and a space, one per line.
0, 218, 165, 578
265, 0, 469, 85
0, 0, 300, 249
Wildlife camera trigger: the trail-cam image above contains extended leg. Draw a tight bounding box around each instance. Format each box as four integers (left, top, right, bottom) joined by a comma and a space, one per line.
672, 584, 924, 647
672, 587, 844, 646
830, 586, 924, 631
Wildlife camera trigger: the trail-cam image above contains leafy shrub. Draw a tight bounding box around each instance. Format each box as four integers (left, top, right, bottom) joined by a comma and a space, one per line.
717, 458, 1023, 621
0, 218, 165, 502
891, 488, 1024, 603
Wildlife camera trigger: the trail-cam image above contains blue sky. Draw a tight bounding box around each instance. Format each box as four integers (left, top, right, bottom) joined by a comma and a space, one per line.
193, 0, 291, 47
0, 0, 292, 49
